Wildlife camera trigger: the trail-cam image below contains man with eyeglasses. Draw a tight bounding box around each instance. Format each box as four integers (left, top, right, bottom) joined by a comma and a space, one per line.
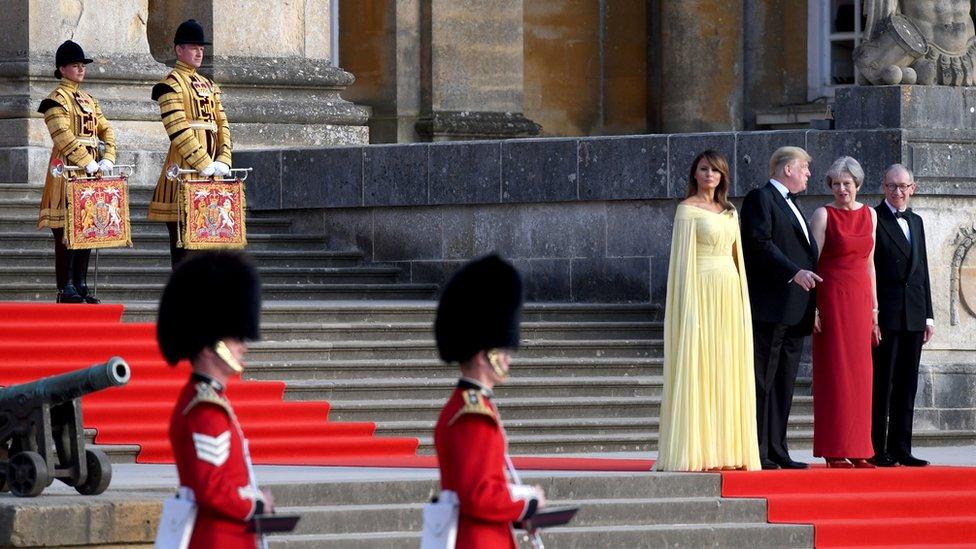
870, 164, 933, 467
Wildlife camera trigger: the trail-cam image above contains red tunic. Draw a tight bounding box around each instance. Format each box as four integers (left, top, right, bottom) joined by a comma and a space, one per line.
434, 381, 538, 549
169, 375, 262, 549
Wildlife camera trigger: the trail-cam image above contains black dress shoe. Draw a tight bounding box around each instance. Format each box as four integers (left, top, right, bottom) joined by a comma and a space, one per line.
773, 457, 808, 469
760, 459, 781, 470
895, 454, 929, 467
869, 454, 898, 467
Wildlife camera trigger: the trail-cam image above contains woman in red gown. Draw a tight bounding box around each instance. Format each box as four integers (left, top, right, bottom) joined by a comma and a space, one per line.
809, 156, 880, 468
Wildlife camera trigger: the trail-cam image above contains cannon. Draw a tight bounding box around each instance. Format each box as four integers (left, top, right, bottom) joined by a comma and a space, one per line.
0, 357, 131, 497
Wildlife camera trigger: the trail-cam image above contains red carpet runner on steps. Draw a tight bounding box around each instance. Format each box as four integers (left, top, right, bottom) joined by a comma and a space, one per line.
721, 467, 976, 547
0, 302, 419, 464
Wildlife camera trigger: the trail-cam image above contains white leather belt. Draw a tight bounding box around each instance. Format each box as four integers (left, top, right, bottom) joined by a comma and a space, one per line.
76, 137, 99, 147
188, 120, 217, 132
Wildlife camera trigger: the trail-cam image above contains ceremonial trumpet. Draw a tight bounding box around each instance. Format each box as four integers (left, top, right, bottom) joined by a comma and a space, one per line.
166, 163, 252, 182
50, 160, 134, 180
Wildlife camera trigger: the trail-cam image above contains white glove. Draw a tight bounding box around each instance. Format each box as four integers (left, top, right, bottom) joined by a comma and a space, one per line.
97, 159, 114, 173
200, 163, 217, 177
213, 161, 231, 177
84, 160, 99, 175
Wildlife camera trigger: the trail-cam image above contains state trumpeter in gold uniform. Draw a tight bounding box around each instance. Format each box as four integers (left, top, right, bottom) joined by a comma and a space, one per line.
38, 40, 116, 303
149, 19, 232, 268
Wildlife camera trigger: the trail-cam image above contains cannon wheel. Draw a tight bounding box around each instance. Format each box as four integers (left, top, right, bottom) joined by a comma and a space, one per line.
7, 452, 48, 497
75, 448, 112, 496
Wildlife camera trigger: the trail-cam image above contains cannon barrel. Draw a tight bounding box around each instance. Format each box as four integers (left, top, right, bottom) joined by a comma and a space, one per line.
0, 357, 130, 409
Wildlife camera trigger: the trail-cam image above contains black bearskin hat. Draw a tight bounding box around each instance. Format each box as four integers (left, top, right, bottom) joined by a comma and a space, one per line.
54, 40, 92, 79
157, 252, 260, 365
174, 19, 212, 45
434, 254, 523, 364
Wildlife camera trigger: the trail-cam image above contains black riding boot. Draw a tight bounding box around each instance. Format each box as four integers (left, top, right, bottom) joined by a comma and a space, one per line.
73, 249, 99, 304
54, 228, 82, 303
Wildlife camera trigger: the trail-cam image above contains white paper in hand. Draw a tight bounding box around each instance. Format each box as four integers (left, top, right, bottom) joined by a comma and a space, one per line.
154, 491, 197, 549
420, 489, 458, 549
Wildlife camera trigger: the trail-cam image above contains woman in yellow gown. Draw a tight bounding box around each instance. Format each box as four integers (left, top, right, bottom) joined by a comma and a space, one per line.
655, 150, 761, 471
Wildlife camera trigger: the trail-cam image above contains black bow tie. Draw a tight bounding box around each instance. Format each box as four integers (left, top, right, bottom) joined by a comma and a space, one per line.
786, 192, 798, 201
893, 209, 909, 219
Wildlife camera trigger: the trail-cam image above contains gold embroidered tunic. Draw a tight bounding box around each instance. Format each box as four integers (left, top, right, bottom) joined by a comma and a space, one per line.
148, 61, 232, 222
36, 79, 116, 229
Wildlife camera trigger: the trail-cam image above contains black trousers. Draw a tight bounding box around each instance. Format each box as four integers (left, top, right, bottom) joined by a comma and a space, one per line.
753, 321, 805, 463
871, 328, 924, 458
166, 222, 188, 270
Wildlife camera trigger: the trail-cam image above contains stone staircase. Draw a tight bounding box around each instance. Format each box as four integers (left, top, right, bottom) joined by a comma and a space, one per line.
4, 177, 972, 460
261, 472, 812, 547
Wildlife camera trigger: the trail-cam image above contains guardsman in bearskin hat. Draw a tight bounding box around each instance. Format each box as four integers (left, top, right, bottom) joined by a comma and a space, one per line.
157, 252, 271, 548
433, 254, 546, 548
37, 40, 117, 303
149, 20, 233, 268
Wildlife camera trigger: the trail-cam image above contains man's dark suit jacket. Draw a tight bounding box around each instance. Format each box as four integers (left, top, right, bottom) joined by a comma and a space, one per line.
740, 182, 819, 332
874, 203, 933, 332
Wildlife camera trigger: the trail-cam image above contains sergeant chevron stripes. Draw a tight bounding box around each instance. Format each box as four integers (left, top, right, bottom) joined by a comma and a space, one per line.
193, 431, 231, 466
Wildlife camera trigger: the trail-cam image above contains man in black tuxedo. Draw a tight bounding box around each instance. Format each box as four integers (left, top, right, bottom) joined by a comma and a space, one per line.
740, 146, 821, 470
871, 164, 934, 467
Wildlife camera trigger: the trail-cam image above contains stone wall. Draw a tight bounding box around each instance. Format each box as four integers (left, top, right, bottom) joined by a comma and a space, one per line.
236, 127, 902, 304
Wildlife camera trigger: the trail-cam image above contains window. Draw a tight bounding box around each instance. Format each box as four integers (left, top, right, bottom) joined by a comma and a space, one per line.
807, 0, 867, 100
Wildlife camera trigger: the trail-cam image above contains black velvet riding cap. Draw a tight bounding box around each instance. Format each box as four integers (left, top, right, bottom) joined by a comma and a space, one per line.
174, 19, 212, 45
157, 252, 261, 365
54, 40, 92, 78
434, 254, 523, 364
55, 40, 93, 67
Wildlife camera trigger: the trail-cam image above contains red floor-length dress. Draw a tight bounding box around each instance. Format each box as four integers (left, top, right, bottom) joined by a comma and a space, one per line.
812, 205, 875, 459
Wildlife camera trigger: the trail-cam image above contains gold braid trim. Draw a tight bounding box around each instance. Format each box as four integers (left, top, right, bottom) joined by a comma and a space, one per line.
448, 389, 497, 426
182, 381, 233, 416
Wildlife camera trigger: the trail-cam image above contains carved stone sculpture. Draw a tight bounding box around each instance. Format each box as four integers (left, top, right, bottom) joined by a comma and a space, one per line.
856, 0, 976, 85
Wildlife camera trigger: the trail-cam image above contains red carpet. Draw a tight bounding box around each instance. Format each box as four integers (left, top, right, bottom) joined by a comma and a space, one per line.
0, 303, 419, 464
0, 302, 656, 471
721, 466, 976, 547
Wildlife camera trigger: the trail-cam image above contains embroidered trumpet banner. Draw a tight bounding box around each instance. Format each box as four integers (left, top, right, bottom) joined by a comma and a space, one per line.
180, 179, 247, 250
65, 176, 132, 249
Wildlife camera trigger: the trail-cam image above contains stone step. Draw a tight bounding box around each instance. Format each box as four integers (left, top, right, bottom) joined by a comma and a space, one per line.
268, 523, 811, 548
245, 339, 661, 362
0, 248, 366, 269
0, 213, 295, 234
267, 473, 720, 506
281, 376, 664, 401
254, 321, 660, 342
0, 282, 439, 301
0, 266, 403, 286
243, 357, 664, 380
276, 496, 769, 536
0, 183, 159, 202
0, 231, 330, 251
121, 300, 661, 324
324, 395, 815, 422
83, 429, 143, 463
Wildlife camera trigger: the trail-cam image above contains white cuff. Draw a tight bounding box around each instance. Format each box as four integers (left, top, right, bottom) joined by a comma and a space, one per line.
925, 318, 934, 327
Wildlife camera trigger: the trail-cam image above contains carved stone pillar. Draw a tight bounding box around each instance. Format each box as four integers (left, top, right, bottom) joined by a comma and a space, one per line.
0, 1, 165, 184
416, 0, 540, 141
649, 0, 744, 133
147, 0, 369, 148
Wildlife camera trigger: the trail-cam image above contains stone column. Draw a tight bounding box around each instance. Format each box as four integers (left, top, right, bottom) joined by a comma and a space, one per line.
648, 0, 744, 133
0, 1, 165, 184
0, 0, 370, 186
416, 0, 540, 140
147, 0, 369, 148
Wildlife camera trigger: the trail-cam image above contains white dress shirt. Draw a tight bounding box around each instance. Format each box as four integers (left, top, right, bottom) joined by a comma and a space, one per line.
885, 199, 910, 243
770, 179, 810, 243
